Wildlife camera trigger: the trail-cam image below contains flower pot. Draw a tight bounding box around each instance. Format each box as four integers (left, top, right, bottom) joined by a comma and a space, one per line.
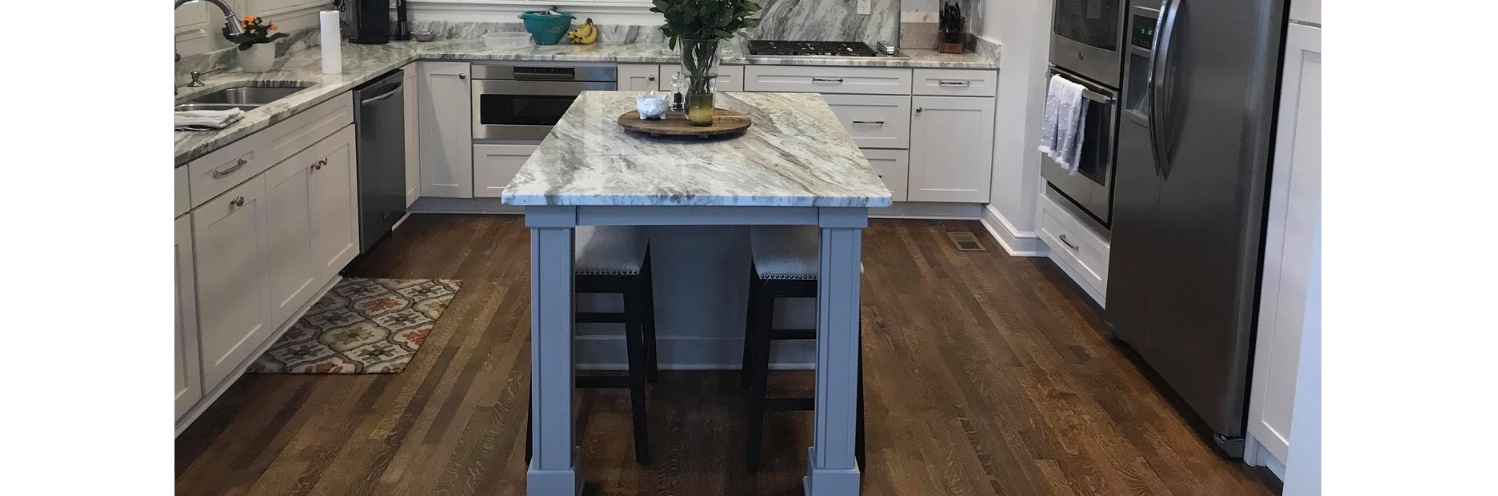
241, 43, 277, 73
680, 38, 721, 126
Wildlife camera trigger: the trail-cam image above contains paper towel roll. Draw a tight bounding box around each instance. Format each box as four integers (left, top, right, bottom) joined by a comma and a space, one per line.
320, 11, 342, 75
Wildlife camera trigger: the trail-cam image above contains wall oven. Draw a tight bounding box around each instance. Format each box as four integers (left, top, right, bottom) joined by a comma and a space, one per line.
471, 63, 618, 141
1042, 67, 1120, 232
1051, 0, 1128, 88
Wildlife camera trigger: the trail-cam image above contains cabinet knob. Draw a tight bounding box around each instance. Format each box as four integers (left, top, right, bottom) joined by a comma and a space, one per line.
648, 75, 656, 81
458, 72, 467, 80
230, 196, 245, 208
915, 107, 923, 113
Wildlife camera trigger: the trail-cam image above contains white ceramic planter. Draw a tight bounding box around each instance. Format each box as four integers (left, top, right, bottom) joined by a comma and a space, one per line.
240, 43, 277, 73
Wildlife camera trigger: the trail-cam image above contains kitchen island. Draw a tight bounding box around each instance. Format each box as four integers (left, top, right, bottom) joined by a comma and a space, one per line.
502, 91, 890, 495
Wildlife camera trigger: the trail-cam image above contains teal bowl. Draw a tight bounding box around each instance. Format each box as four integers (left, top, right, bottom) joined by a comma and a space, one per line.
519, 11, 576, 45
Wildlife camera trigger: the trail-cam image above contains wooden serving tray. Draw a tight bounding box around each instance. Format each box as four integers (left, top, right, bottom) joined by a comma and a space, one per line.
617, 109, 752, 138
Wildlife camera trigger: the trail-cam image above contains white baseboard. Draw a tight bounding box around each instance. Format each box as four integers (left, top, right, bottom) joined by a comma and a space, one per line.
869, 201, 984, 220
175, 275, 343, 436
575, 335, 815, 371
409, 196, 524, 215
979, 204, 1048, 257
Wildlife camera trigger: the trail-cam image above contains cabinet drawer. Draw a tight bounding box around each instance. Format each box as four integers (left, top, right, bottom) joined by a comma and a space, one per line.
473, 144, 537, 198
188, 131, 271, 208
658, 64, 745, 92
744, 65, 912, 95
175, 165, 190, 217
861, 149, 908, 202
1038, 194, 1110, 299
268, 92, 354, 166
912, 69, 998, 97
823, 94, 911, 149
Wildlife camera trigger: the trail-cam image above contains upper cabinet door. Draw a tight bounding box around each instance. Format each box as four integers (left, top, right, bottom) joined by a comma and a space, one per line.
194, 175, 272, 388
419, 61, 473, 198
313, 125, 361, 282
264, 147, 320, 326
175, 214, 203, 420
403, 64, 421, 207
618, 64, 659, 91
907, 96, 995, 203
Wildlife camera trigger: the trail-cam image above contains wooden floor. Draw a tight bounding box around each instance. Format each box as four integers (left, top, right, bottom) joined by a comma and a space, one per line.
176, 214, 1280, 496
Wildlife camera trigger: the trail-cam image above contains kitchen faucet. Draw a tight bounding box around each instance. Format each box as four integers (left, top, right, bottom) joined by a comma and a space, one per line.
173, 0, 247, 38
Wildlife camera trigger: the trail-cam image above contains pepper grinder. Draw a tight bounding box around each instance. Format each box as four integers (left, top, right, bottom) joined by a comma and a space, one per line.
670, 72, 684, 111
393, 0, 412, 41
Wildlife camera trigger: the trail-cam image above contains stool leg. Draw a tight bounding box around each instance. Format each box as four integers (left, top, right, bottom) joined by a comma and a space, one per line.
525, 388, 533, 464
622, 282, 652, 464
740, 266, 759, 389
745, 281, 775, 472
642, 252, 659, 383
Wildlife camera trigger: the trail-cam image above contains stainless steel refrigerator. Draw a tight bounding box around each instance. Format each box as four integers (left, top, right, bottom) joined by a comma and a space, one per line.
1105, 0, 1288, 457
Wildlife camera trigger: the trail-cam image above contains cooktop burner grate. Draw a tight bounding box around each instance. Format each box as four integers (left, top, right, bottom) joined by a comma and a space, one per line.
747, 40, 881, 57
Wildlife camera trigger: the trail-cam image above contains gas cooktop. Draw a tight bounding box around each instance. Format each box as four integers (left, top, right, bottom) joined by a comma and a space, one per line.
747, 40, 885, 57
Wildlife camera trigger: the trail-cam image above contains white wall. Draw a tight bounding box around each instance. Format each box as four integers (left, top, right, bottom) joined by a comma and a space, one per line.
978, 0, 1051, 252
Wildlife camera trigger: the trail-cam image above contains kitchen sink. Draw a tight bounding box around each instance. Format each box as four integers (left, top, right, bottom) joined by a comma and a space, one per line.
176, 83, 312, 112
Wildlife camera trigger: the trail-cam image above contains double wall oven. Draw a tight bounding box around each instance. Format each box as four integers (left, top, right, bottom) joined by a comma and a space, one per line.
1044, 0, 1133, 234
471, 63, 618, 141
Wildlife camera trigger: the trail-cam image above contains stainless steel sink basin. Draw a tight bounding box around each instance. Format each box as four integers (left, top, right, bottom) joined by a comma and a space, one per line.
176, 83, 312, 112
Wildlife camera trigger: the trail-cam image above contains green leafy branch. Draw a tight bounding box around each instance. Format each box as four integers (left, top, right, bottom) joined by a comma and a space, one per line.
649, 0, 762, 50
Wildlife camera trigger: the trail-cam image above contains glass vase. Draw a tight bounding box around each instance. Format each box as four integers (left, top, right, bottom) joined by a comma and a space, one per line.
680, 38, 721, 126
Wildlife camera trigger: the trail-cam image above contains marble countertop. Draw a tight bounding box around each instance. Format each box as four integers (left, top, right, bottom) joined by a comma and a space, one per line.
500, 91, 891, 208
175, 39, 998, 166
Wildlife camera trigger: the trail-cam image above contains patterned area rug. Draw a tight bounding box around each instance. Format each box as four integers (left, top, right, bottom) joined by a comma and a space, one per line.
247, 278, 462, 374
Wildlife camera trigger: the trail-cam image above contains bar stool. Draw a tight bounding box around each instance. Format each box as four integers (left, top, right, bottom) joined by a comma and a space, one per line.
528, 226, 659, 465
741, 225, 865, 472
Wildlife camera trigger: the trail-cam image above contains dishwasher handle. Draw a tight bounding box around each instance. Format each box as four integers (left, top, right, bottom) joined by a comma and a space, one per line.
360, 82, 403, 105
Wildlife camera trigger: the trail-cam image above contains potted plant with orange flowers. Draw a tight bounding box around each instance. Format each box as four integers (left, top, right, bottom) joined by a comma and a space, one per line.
230, 16, 287, 72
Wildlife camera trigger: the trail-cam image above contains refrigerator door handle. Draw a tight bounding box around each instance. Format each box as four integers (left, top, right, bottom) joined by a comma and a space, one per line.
1148, 0, 1181, 179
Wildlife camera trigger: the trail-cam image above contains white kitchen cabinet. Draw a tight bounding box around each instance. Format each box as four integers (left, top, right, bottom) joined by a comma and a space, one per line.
618, 63, 659, 91
473, 144, 537, 198
419, 61, 473, 198
907, 95, 995, 202
264, 145, 320, 326
402, 63, 421, 207
1248, 21, 1320, 468
657, 64, 744, 93
743, 65, 912, 95
174, 214, 203, 420
312, 125, 361, 281
861, 149, 909, 202
194, 175, 272, 389
175, 166, 191, 217
1038, 193, 1110, 304
822, 94, 911, 149
912, 69, 998, 97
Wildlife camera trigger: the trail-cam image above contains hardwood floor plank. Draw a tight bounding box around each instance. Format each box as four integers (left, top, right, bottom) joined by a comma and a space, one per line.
177, 215, 1279, 496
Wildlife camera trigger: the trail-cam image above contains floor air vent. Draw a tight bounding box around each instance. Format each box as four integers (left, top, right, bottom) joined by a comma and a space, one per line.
946, 231, 985, 251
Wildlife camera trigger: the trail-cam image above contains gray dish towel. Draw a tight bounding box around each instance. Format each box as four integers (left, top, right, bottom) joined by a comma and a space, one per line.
175, 108, 245, 131
1039, 75, 1088, 174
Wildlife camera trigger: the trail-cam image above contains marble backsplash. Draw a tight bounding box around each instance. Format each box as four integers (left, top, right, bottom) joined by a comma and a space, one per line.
748, 0, 901, 46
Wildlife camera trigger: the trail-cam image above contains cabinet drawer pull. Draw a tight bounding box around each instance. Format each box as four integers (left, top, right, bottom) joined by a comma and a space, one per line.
230, 196, 245, 208
212, 158, 249, 178
1058, 234, 1078, 251
938, 80, 970, 87
851, 120, 885, 125
811, 77, 844, 83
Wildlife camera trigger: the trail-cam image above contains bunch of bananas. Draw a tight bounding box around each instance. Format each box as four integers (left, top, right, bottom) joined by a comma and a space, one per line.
567, 18, 598, 44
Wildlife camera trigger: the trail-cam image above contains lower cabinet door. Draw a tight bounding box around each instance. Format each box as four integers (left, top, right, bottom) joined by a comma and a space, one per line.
174, 214, 203, 420
313, 125, 361, 281
861, 149, 909, 202
265, 149, 320, 326
908, 96, 995, 203
194, 175, 272, 388
473, 144, 537, 198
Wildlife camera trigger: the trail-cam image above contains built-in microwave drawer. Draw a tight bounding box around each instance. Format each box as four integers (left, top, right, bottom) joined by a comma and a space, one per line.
743, 66, 912, 95
912, 69, 998, 97
823, 94, 911, 149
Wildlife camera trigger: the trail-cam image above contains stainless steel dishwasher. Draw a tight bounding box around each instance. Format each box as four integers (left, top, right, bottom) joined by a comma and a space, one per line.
352, 70, 406, 252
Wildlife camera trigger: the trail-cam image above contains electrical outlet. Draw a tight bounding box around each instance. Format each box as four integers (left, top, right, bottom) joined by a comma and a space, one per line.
857, 0, 871, 15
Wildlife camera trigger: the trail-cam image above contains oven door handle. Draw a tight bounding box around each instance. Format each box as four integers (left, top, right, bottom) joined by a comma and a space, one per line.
1148, 0, 1181, 179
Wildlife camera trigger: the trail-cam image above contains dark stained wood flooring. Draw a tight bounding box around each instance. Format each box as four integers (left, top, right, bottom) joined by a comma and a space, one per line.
176, 214, 1281, 495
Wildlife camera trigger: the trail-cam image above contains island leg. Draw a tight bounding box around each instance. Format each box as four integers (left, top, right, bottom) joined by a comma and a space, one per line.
806, 207, 867, 496
526, 206, 581, 496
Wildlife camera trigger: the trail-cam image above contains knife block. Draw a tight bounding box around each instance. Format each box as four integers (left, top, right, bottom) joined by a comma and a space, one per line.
938, 17, 967, 54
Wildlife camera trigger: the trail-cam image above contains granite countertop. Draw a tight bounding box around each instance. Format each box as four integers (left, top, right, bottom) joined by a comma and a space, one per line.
500, 91, 892, 208
174, 39, 998, 165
